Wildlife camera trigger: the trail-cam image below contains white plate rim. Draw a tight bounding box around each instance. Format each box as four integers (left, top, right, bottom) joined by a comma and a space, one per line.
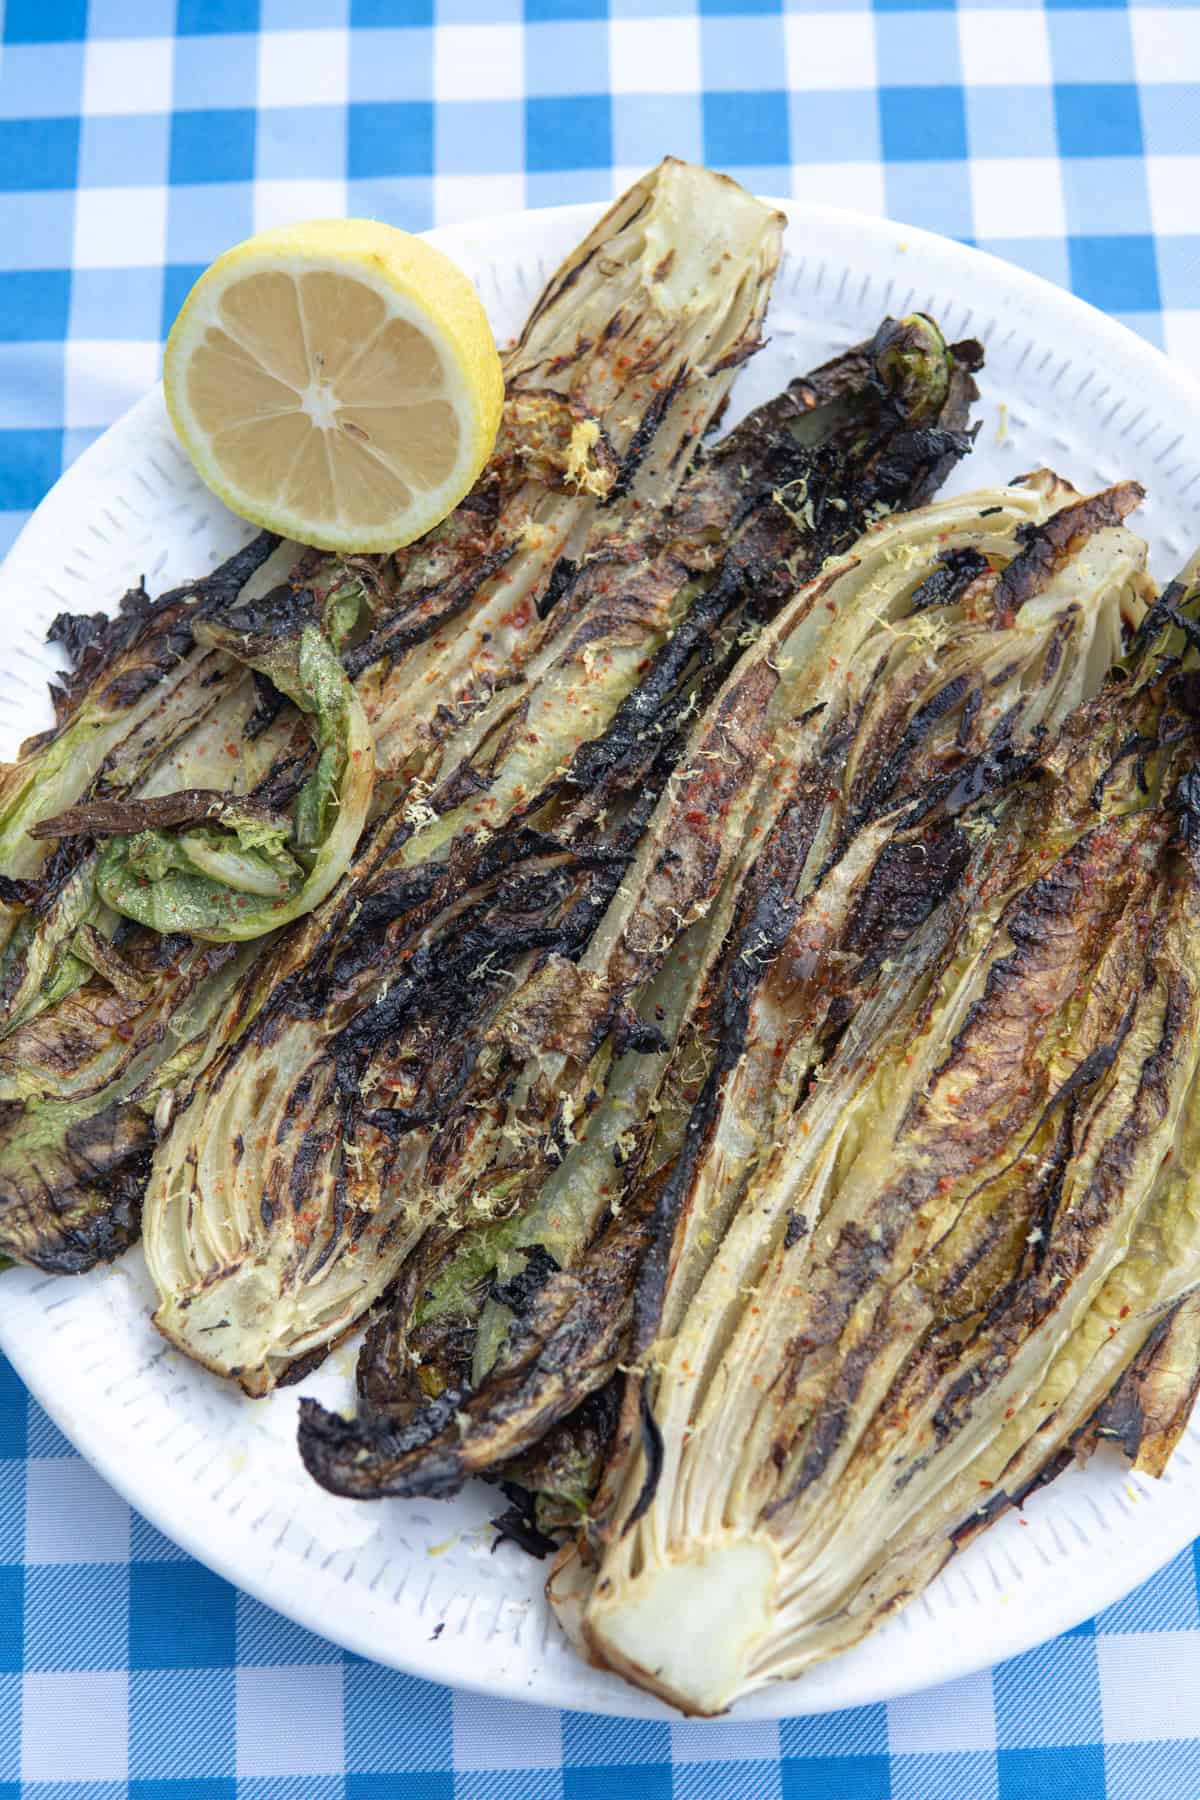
2, 194, 1200, 1720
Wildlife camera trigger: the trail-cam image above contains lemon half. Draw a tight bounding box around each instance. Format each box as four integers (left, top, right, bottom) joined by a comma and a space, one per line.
163, 218, 504, 554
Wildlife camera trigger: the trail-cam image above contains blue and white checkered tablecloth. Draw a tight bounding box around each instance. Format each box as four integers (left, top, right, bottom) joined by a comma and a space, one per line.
3, 1, 1200, 1794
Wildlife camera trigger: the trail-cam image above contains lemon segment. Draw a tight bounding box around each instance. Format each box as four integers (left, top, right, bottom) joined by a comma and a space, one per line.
163, 218, 504, 553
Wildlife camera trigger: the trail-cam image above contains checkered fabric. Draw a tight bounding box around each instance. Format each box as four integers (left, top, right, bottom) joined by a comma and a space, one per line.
2, 0, 1200, 1793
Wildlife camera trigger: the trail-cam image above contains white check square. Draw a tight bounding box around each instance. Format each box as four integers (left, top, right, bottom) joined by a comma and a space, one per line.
434, 171, 525, 226
24, 1458, 130, 1564
804, 160, 886, 216
254, 178, 349, 232
236, 1664, 345, 1777
82, 37, 174, 117
1099, 1632, 1200, 1741
433, 24, 524, 103
1133, 8, 1200, 84
972, 156, 1065, 239
958, 9, 1051, 88
453, 1690, 562, 1771
258, 29, 349, 109
784, 12, 876, 93
672, 1719, 781, 1764
23, 1671, 128, 1781
610, 18, 701, 97
65, 339, 159, 430
1164, 309, 1200, 382
1146, 154, 1200, 238
73, 185, 168, 270
889, 1668, 997, 1754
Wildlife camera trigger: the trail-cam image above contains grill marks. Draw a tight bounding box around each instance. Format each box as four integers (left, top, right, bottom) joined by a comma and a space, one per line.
299, 1176, 657, 1500
288, 322, 985, 1468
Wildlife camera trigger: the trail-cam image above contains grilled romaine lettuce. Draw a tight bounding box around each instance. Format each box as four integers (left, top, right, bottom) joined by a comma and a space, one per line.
554, 552, 1200, 1717
296, 474, 1149, 1500
0, 158, 787, 1275
143, 316, 980, 1394
0, 530, 283, 894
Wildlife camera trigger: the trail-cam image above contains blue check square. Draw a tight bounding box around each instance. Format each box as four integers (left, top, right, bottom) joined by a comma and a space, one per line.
1069, 233, 1160, 313
0, 117, 79, 192
0, 1569, 21, 1674
525, 0, 606, 17
169, 108, 257, 184
348, 101, 435, 177
1055, 83, 1143, 158
0, 427, 61, 508
526, 95, 612, 172
781, 1754, 890, 1799
565, 1765, 672, 1800
880, 85, 967, 162
177, 0, 260, 31
3, 0, 87, 40
0, 1362, 30, 1458
351, 0, 434, 21
997, 1745, 1106, 1799
129, 1561, 237, 1670
703, 88, 789, 168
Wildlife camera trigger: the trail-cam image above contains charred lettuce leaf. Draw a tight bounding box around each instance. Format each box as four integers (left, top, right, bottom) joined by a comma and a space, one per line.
92, 607, 374, 941
297, 474, 1149, 1501
0, 159, 786, 1275
0, 531, 282, 892
143, 307, 981, 1396
560, 554, 1200, 1717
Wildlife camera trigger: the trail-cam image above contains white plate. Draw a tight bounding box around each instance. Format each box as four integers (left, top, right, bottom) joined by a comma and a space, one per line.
3, 199, 1200, 1721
